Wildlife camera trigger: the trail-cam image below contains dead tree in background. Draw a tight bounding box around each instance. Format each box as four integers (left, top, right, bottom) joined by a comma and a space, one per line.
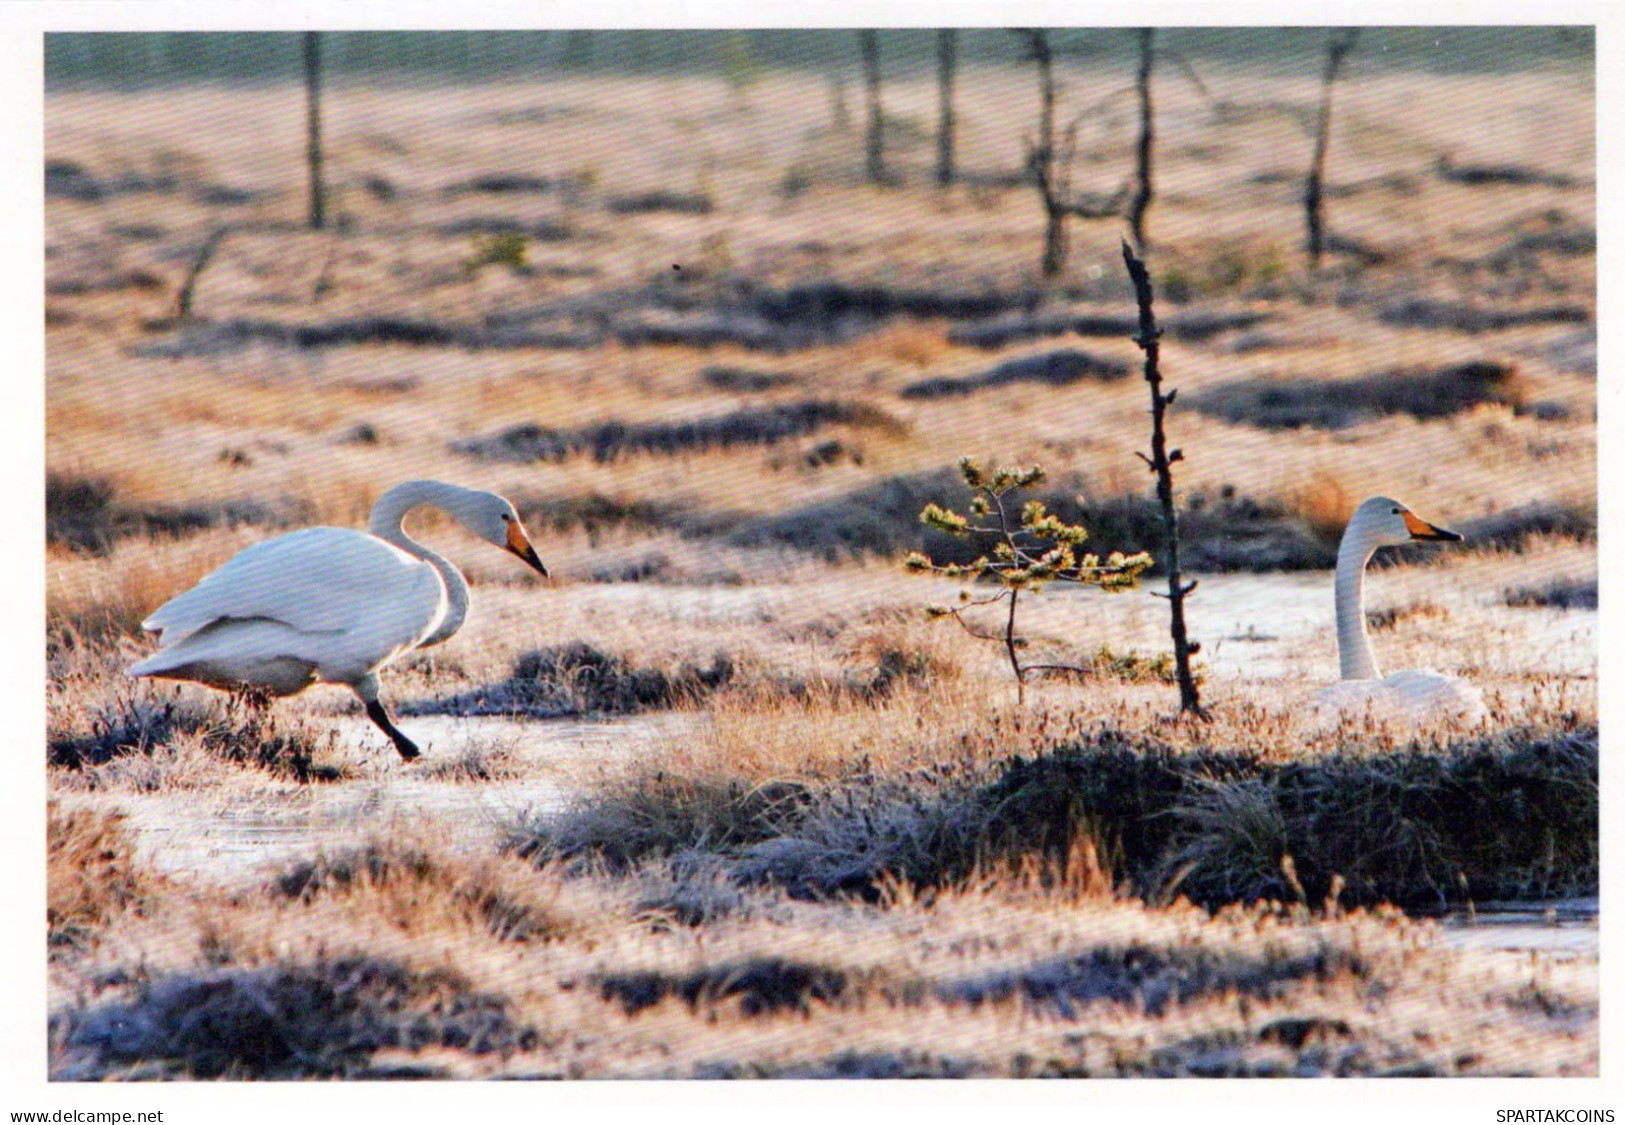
175, 226, 230, 322
1024, 30, 1066, 276
935, 29, 957, 187
303, 31, 326, 231
1128, 28, 1155, 249
1015, 30, 1125, 279
1123, 239, 1205, 718
860, 31, 886, 184
830, 75, 852, 132
1305, 29, 1358, 267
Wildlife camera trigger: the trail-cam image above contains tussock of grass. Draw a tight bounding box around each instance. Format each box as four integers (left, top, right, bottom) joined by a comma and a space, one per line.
512, 773, 811, 873
700, 365, 802, 392
441, 173, 563, 196
948, 306, 1268, 349
135, 316, 462, 357
1434, 157, 1575, 189
1377, 299, 1588, 334
597, 957, 850, 1016
1503, 577, 1597, 609
47, 471, 302, 555
518, 721, 1596, 911
48, 684, 199, 770
744, 280, 1030, 326
55, 957, 532, 1079
453, 400, 904, 464
1461, 501, 1597, 550
988, 725, 1597, 909
899, 348, 1128, 399
438, 216, 576, 243
413, 735, 526, 782
45, 157, 180, 201
605, 190, 713, 215
48, 803, 159, 954
1189, 361, 1526, 431
413, 642, 735, 719
1080, 491, 1338, 572
273, 838, 576, 944
512, 491, 688, 535
49, 683, 354, 784
728, 467, 966, 560
939, 938, 1361, 1020
1365, 600, 1449, 632
588, 552, 678, 584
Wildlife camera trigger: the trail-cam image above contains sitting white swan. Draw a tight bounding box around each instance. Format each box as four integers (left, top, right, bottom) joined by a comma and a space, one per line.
1310, 496, 1486, 727
127, 479, 548, 760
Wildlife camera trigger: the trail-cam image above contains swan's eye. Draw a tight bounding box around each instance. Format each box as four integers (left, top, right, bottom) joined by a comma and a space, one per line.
501, 513, 512, 522
1391, 507, 1402, 515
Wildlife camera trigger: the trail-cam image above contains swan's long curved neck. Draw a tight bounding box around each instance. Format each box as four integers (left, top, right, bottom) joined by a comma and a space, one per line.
1334, 527, 1380, 681
368, 480, 473, 645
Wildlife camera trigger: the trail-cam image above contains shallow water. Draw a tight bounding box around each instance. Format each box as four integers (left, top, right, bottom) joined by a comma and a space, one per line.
1438, 898, 1598, 958
1097, 571, 1597, 680
116, 712, 696, 884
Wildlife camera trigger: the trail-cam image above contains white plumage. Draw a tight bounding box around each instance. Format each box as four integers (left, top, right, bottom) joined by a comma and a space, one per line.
127, 480, 548, 759
1309, 496, 1486, 728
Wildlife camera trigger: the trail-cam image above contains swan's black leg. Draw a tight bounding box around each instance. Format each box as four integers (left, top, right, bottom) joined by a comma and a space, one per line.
365, 699, 420, 761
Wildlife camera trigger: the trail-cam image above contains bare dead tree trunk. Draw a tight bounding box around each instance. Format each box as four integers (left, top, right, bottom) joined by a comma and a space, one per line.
175, 226, 229, 322
831, 75, 851, 132
1129, 28, 1155, 249
1014, 30, 1125, 279
1305, 29, 1358, 267
860, 31, 885, 184
935, 29, 957, 187
1122, 239, 1205, 718
1022, 31, 1066, 277
304, 31, 326, 231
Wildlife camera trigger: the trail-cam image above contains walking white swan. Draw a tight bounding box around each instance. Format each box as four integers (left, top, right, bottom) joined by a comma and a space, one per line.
127, 480, 549, 760
1310, 496, 1486, 727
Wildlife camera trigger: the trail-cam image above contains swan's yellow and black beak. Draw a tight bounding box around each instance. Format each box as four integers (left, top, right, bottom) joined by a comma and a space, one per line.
506, 520, 550, 578
1402, 510, 1462, 542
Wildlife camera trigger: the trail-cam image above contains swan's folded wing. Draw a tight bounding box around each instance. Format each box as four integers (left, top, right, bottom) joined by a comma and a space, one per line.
142, 528, 443, 645
1309, 671, 1485, 728
1381, 669, 1487, 720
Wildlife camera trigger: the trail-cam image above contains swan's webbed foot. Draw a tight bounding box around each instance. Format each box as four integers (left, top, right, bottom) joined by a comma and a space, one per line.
365, 699, 421, 761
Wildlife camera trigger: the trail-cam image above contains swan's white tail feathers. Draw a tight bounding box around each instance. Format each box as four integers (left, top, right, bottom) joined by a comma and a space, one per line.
125, 618, 322, 696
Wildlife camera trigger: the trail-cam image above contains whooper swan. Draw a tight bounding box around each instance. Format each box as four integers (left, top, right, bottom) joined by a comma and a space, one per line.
127, 479, 548, 760
1309, 495, 1486, 727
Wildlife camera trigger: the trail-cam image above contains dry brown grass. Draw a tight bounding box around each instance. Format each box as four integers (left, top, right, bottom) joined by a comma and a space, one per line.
850, 320, 956, 369
43, 57, 1595, 1081
47, 529, 256, 651
47, 803, 161, 955
1289, 470, 1358, 544
47, 823, 1597, 1079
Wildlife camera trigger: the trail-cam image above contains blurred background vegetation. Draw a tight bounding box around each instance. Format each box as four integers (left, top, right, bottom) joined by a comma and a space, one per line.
47, 27, 1594, 90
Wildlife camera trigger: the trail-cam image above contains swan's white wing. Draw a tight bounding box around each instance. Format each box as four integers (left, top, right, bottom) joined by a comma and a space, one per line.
1381, 669, 1487, 721
127, 618, 324, 695
142, 527, 445, 648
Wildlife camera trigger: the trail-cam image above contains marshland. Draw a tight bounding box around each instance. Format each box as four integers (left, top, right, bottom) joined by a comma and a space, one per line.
44, 29, 1597, 1079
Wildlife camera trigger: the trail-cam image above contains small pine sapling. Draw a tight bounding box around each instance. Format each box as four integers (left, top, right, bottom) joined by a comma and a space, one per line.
905, 457, 1153, 703
465, 231, 529, 274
